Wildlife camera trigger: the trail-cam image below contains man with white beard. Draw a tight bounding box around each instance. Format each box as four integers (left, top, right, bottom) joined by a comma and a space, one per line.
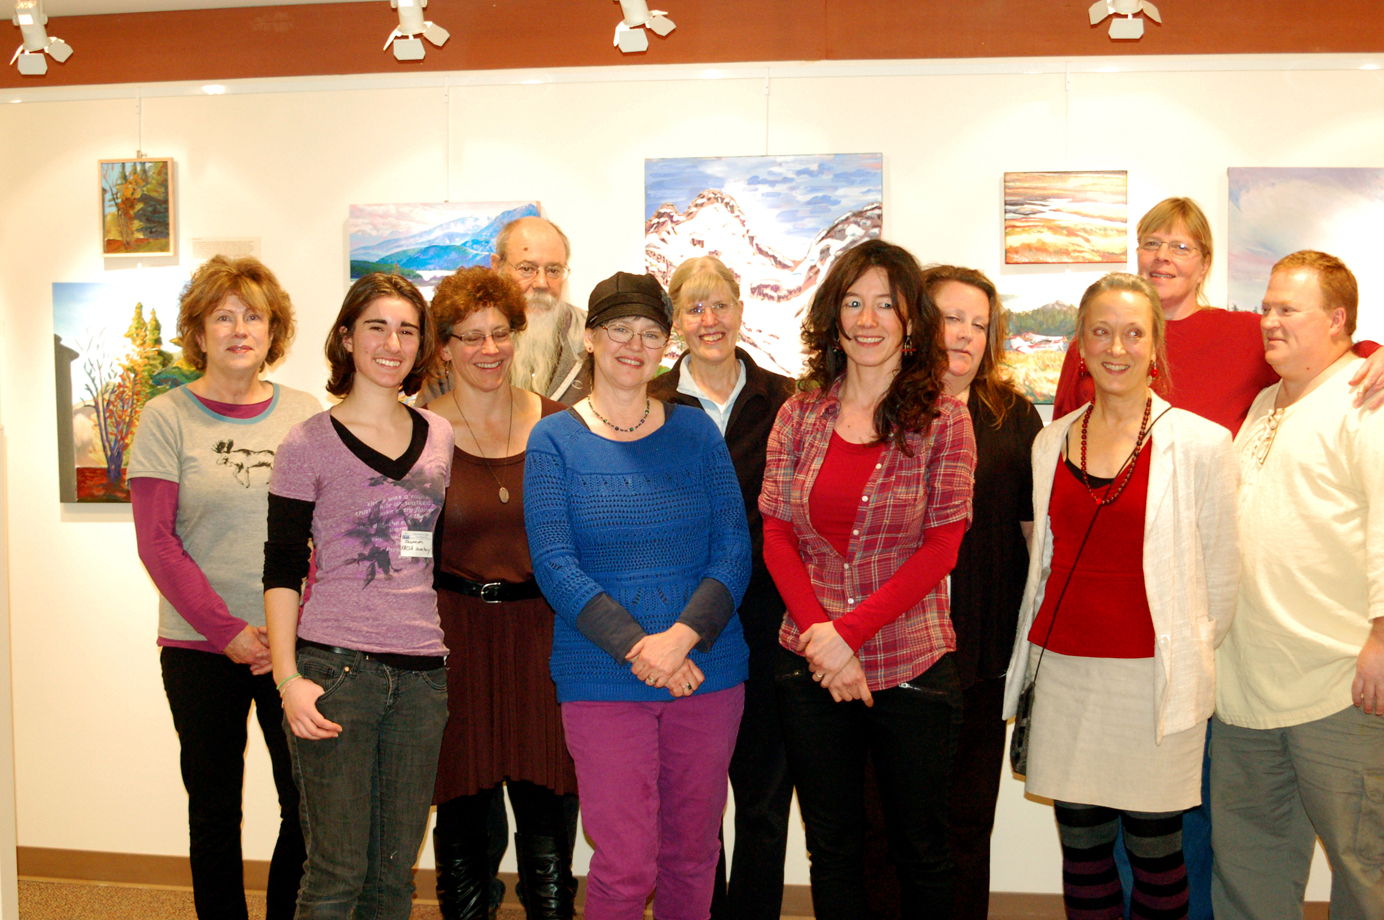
494, 216, 588, 405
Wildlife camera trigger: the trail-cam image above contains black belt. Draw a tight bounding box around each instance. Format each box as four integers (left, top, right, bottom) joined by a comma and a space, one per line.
297, 638, 444, 671
435, 571, 544, 604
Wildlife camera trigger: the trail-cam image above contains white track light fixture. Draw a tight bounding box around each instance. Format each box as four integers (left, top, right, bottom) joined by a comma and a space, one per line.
11, 0, 72, 76
614, 0, 674, 54
384, 0, 449, 62
1089, 0, 1160, 40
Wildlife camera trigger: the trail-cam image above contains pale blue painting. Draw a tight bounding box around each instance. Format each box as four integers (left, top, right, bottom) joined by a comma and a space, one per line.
349, 201, 541, 292
645, 153, 883, 376
1228, 167, 1384, 342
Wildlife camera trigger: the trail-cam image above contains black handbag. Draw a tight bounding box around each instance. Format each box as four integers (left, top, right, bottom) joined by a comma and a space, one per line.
1009, 680, 1036, 774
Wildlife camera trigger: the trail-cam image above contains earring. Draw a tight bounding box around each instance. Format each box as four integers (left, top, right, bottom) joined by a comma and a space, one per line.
1078, 356, 1089, 377
1150, 360, 1160, 380
903, 337, 915, 356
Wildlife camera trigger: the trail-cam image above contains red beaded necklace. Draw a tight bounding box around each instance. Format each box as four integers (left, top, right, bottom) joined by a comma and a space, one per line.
1079, 395, 1153, 506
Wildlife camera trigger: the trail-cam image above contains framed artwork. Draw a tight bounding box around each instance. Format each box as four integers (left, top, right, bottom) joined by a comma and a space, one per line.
645, 153, 883, 377
100, 158, 175, 257
1004, 171, 1127, 264
53, 278, 191, 503
997, 272, 1104, 405
1228, 167, 1384, 342
349, 201, 541, 297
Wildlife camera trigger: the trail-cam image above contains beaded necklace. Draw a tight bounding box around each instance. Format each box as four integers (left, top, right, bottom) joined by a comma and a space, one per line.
589, 397, 650, 433
1079, 395, 1152, 506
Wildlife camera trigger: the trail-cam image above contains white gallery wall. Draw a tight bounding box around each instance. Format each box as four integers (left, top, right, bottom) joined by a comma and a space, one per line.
4, 53, 1379, 898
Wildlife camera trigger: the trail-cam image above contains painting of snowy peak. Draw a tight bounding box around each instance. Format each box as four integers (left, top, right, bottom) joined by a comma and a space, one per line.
349, 201, 541, 296
645, 154, 883, 377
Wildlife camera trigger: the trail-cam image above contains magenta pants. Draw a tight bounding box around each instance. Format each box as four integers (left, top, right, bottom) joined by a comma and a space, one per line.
561, 684, 744, 920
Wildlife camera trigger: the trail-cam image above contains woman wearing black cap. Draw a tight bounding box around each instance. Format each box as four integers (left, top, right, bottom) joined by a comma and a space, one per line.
524, 271, 752, 920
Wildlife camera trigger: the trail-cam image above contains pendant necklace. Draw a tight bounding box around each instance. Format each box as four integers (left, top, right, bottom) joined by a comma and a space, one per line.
452, 384, 513, 504
589, 396, 650, 433
1079, 394, 1152, 506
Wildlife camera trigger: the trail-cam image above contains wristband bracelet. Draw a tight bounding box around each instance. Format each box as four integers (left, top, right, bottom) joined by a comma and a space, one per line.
276, 672, 303, 693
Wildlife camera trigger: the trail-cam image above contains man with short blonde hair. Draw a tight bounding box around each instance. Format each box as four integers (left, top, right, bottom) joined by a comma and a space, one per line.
1212, 251, 1384, 920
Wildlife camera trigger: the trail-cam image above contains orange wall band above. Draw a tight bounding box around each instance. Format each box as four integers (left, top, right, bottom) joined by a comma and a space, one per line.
1, 1, 1382, 90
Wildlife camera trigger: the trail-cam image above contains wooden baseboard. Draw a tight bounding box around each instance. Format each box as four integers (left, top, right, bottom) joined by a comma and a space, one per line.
16, 848, 1330, 919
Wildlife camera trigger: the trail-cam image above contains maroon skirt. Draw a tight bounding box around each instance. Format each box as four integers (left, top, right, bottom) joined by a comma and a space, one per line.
433, 590, 578, 803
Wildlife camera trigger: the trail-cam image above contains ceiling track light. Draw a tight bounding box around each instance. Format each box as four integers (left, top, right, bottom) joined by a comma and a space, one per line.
10, 0, 72, 76
1089, 0, 1160, 40
385, 0, 449, 62
614, 0, 674, 54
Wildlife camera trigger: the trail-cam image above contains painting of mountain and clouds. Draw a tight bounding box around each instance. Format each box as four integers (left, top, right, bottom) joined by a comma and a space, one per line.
645, 154, 883, 376
349, 201, 541, 297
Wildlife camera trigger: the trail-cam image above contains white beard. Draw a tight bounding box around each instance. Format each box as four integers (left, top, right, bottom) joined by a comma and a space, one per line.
511, 291, 569, 394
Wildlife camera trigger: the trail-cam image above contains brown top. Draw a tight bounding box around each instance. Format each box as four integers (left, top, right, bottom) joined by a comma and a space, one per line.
438, 395, 564, 584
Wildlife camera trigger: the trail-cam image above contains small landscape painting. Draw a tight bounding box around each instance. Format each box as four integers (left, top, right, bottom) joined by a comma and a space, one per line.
53, 279, 193, 503
349, 201, 541, 297
645, 153, 883, 377
1228, 167, 1384, 343
997, 272, 1105, 404
1004, 171, 1127, 265
100, 158, 176, 257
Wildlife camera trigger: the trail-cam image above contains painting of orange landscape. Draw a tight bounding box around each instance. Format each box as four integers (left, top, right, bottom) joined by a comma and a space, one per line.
1004, 171, 1127, 264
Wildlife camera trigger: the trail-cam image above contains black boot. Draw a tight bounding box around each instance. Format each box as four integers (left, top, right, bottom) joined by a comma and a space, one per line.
514, 832, 577, 920
434, 826, 493, 920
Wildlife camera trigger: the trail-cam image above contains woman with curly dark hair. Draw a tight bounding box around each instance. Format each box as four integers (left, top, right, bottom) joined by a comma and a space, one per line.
421, 267, 579, 920
759, 240, 977, 920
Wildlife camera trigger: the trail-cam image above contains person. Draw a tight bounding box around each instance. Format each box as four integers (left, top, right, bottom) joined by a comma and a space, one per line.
648, 256, 797, 920
1049, 197, 1383, 920
923, 265, 1043, 920
1211, 251, 1384, 920
524, 271, 751, 920
263, 273, 453, 920
421, 267, 579, 920
128, 255, 319, 920
1002, 273, 1239, 920
759, 239, 977, 920
494, 217, 588, 404
1053, 196, 1384, 433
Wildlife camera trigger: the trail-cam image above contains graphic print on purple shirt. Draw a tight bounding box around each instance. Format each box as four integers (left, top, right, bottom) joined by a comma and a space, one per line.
269, 409, 453, 657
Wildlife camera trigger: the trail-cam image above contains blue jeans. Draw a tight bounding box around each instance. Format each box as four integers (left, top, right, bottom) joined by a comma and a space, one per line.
286, 645, 449, 920
776, 648, 962, 920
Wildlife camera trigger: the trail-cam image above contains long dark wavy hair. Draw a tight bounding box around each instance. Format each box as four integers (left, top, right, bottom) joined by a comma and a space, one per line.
801, 240, 947, 453
922, 264, 1026, 428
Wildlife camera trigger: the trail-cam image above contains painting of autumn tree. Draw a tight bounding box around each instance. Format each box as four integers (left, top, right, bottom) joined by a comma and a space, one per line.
100, 158, 176, 257
53, 280, 192, 502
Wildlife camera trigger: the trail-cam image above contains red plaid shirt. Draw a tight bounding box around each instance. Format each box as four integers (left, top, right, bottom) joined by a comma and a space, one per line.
759, 381, 976, 690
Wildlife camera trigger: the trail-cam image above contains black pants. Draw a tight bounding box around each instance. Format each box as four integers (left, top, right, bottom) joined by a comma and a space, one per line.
946, 676, 1008, 920
161, 647, 305, 920
710, 653, 795, 920
777, 649, 962, 920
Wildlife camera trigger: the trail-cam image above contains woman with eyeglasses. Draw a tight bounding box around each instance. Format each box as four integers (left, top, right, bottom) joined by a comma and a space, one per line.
759, 240, 977, 920
525, 271, 751, 920
420, 267, 578, 920
1004, 273, 1239, 920
1050, 197, 1382, 920
648, 256, 797, 920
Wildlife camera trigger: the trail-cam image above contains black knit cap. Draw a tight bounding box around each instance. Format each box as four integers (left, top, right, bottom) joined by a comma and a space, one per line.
586, 271, 672, 333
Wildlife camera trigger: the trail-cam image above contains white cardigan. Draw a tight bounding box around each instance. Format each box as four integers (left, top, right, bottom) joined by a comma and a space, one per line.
1002, 395, 1241, 743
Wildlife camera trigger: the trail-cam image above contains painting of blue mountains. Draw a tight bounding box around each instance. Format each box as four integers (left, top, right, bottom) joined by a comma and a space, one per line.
349, 201, 541, 290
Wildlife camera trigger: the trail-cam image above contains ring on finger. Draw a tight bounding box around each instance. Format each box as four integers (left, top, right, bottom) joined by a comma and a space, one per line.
684, 683, 692, 691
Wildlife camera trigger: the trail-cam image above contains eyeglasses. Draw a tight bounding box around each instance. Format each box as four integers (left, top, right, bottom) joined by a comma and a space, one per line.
602, 323, 669, 350
1138, 238, 1201, 260
1249, 408, 1284, 467
503, 260, 570, 283
450, 328, 512, 347
683, 301, 736, 321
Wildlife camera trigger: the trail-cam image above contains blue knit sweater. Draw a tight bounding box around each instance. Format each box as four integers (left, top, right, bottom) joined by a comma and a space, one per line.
524, 404, 751, 703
